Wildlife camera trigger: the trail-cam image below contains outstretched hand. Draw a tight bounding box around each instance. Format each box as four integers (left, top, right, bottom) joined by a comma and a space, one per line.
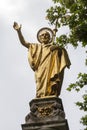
13, 22, 22, 31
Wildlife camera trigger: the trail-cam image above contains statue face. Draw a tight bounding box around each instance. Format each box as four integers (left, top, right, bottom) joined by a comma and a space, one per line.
39, 31, 50, 44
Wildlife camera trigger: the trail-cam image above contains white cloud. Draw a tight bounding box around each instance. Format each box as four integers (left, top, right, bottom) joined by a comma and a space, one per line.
0, 0, 27, 25
0, 0, 26, 15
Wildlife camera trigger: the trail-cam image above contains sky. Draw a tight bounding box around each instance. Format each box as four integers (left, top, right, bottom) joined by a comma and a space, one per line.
0, 0, 87, 130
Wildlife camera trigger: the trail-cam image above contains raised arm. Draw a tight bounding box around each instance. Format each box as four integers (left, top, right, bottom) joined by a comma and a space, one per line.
13, 22, 30, 48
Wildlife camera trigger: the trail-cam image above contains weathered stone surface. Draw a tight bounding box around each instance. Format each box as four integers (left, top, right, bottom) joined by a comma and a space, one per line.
21, 96, 69, 130
22, 120, 69, 130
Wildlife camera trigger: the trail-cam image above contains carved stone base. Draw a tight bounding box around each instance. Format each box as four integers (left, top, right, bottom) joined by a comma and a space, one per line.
21, 96, 69, 130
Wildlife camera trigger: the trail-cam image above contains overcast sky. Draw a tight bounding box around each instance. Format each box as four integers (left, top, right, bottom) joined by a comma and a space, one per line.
0, 0, 86, 130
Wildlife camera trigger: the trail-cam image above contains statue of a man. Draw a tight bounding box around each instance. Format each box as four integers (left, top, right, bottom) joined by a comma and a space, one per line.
13, 22, 71, 98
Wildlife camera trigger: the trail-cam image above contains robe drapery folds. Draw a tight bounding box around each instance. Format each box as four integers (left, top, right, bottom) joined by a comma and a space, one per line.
28, 43, 71, 98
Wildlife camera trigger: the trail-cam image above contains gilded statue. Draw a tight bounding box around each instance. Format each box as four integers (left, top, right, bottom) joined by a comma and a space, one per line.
13, 22, 71, 98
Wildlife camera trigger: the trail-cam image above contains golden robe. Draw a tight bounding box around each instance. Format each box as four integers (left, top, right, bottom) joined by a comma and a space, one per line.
28, 43, 71, 98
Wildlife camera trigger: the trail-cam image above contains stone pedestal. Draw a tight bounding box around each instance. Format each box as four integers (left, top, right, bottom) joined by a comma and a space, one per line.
21, 96, 69, 130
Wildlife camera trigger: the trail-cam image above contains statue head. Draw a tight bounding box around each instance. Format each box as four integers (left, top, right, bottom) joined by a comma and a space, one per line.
37, 27, 53, 44
39, 31, 50, 44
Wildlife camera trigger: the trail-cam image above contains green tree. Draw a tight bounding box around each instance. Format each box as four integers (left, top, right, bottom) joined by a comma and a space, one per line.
46, 0, 87, 129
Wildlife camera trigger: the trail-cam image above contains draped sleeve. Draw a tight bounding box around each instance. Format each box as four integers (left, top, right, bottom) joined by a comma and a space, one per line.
59, 48, 71, 72
28, 43, 42, 71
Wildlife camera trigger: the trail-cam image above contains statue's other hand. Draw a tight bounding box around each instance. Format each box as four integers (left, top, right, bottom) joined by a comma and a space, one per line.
13, 22, 21, 31
50, 45, 59, 51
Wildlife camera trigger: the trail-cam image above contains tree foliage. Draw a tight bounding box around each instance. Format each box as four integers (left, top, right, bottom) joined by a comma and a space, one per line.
46, 0, 87, 129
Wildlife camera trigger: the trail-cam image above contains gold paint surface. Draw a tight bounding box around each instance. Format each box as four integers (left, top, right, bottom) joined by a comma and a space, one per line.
28, 43, 71, 98
13, 23, 71, 98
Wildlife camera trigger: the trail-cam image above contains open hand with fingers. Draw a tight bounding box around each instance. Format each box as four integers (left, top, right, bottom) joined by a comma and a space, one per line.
13, 22, 22, 31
